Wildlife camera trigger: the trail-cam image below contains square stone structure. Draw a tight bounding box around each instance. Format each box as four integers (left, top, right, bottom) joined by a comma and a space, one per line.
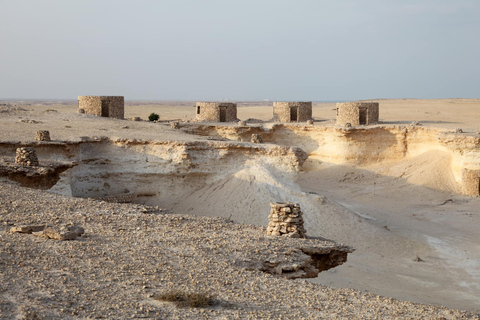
336, 102, 379, 126
462, 169, 480, 196
273, 102, 312, 123
195, 102, 237, 122
78, 96, 124, 119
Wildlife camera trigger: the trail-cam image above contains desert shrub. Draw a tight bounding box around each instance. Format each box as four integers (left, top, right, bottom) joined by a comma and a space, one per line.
148, 113, 160, 122
153, 290, 215, 308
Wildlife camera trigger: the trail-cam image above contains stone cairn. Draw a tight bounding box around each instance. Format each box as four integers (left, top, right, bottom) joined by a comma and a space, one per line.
251, 134, 263, 143
15, 147, 39, 166
35, 130, 50, 141
266, 202, 306, 238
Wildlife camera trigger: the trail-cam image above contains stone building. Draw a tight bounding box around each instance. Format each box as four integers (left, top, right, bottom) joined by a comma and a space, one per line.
462, 169, 480, 196
273, 102, 312, 123
195, 102, 237, 122
336, 102, 379, 126
78, 96, 124, 119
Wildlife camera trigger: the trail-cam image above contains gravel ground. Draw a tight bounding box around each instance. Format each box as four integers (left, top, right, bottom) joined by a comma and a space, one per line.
0, 182, 478, 319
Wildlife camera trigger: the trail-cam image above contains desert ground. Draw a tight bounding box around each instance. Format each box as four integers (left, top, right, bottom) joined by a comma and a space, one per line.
1, 98, 480, 319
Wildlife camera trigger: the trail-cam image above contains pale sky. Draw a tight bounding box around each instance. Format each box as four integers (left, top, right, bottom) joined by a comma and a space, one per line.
1, 0, 479, 101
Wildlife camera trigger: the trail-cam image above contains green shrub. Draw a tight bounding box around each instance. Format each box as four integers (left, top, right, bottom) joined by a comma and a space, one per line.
153, 290, 215, 308
148, 113, 160, 122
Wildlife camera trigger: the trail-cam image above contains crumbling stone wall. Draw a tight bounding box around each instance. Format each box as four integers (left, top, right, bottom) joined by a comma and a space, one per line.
35, 130, 50, 141
267, 202, 306, 238
336, 102, 379, 126
462, 169, 480, 196
195, 102, 237, 122
78, 96, 124, 119
273, 102, 312, 123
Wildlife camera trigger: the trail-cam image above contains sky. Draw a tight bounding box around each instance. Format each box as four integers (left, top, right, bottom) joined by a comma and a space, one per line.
1, 0, 479, 101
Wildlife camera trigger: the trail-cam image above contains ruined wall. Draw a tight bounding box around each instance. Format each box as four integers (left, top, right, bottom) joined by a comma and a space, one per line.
336, 102, 379, 126
461, 169, 480, 196
78, 96, 124, 119
195, 102, 237, 122
273, 102, 312, 123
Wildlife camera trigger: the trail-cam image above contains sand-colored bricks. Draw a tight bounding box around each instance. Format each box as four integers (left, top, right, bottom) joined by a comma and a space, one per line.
78, 96, 124, 119
336, 102, 379, 126
195, 102, 238, 122
273, 101, 312, 123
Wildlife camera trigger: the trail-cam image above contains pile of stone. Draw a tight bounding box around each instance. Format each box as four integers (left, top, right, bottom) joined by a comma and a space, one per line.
266, 202, 306, 238
251, 134, 263, 143
10, 224, 85, 241
35, 130, 51, 141
170, 122, 180, 129
15, 147, 39, 166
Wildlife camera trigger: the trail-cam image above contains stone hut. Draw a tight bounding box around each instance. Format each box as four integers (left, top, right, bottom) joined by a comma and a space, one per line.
195, 102, 237, 122
336, 102, 379, 126
462, 169, 480, 196
273, 102, 312, 123
78, 96, 124, 119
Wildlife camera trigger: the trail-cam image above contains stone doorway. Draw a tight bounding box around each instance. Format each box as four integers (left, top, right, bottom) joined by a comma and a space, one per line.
359, 108, 367, 125
101, 100, 110, 117
219, 107, 227, 122
290, 107, 298, 122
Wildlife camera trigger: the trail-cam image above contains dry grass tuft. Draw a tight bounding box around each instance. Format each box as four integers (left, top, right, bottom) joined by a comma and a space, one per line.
154, 290, 216, 308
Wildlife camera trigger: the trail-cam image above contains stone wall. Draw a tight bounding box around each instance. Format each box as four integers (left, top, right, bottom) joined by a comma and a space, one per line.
266, 202, 306, 238
78, 96, 124, 119
461, 169, 480, 196
336, 102, 379, 126
273, 102, 312, 123
195, 102, 237, 122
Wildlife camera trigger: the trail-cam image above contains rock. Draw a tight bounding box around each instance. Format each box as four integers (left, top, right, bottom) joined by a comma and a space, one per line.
78, 108, 85, 114
307, 120, 314, 125
170, 122, 180, 129
10, 224, 46, 234
345, 122, 352, 128
238, 121, 246, 126
43, 227, 80, 241
131, 117, 142, 121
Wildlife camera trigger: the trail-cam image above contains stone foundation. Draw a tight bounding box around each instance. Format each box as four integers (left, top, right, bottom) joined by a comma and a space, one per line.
267, 202, 306, 238
35, 130, 51, 141
15, 148, 39, 166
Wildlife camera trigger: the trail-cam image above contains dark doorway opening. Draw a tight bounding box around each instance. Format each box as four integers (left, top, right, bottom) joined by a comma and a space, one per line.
290, 107, 298, 122
101, 100, 110, 117
219, 107, 227, 122
359, 108, 367, 125
197, 106, 201, 115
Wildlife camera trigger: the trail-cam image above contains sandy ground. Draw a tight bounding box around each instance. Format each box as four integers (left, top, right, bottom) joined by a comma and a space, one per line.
2, 98, 480, 317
